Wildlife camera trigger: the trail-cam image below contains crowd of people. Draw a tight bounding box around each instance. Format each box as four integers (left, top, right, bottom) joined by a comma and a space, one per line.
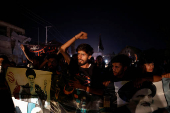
1, 31, 170, 113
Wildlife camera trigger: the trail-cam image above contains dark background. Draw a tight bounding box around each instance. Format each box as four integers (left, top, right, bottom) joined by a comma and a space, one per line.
1, 1, 170, 54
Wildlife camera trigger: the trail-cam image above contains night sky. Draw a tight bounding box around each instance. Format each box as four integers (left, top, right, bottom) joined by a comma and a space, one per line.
1, 1, 170, 54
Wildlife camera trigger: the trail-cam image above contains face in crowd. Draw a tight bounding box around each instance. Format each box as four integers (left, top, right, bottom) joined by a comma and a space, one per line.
76, 44, 93, 67
96, 56, 103, 65
111, 54, 130, 77
144, 62, 154, 72
112, 62, 127, 76
48, 58, 57, 72
77, 51, 91, 66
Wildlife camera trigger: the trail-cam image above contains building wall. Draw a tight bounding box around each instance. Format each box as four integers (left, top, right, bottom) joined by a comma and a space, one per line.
0, 20, 25, 37
0, 40, 11, 50
0, 21, 28, 64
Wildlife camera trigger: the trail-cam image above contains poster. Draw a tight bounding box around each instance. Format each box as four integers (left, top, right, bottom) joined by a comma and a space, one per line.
114, 80, 169, 113
6, 67, 170, 113
6, 67, 52, 113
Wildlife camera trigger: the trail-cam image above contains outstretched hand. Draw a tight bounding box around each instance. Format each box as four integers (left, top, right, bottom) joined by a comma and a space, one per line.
75, 31, 88, 40
57, 31, 87, 55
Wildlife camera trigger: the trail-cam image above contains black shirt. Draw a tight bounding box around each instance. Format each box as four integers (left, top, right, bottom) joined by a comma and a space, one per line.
68, 58, 104, 89
63, 58, 105, 111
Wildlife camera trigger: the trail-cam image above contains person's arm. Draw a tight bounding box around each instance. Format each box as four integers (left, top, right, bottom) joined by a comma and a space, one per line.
161, 73, 170, 79
145, 73, 170, 82
20, 44, 33, 63
57, 31, 87, 65
139, 75, 161, 82
38, 58, 48, 69
133, 73, 170, 88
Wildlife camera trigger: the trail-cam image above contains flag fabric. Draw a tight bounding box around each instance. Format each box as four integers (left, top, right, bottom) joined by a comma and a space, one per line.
99, 34, 104, 51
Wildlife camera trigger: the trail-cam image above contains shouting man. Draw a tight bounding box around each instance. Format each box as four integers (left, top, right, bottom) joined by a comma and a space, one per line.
58, 31, 105, 112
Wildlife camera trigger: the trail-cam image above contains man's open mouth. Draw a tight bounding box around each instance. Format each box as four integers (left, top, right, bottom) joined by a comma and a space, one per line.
141, 102, 150, 107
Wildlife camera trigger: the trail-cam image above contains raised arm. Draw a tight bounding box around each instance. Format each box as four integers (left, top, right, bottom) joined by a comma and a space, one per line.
20, 44, 33, 63
133, 73, 170, 88
58, 31, 87, 65
145, 73, 170, 82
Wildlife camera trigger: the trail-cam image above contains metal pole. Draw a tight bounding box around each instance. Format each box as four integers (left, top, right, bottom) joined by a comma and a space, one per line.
38, 27, 39, 46
45, 26, 51, 45
45, 26, 47, 45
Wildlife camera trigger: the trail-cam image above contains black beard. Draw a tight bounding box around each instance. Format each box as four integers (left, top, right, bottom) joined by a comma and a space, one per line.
78, 59, 89, 66
141, 102, 151, 107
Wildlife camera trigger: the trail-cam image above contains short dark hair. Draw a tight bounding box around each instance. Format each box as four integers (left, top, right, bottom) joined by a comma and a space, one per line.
26, 68, 36, 78
96, 55, 103, 60
118, 81, 156, 102
76, 43, 94, 55
138, 55, 155, 66
111, 54, 131, 67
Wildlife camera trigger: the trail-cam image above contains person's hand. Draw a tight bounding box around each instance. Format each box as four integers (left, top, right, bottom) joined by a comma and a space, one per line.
69, 78, 82, 89
162, 73, 170, 78
75, 31, 88, 40
57, 47, 64, 55
103, 81, 111, 87
20, 44, 25, 51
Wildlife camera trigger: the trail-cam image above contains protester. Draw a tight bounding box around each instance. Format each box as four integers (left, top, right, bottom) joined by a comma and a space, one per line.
38, 53, 69, 104
0, 55, 15, 113
20, 44, 42, 69
133, 52, 170, 88
2, 32, 170, 113
102, 54, 134, 112
95, 55, 106, 70
89, 56, 95, 65
58, 31, 105, 112
103, 54, 132, 84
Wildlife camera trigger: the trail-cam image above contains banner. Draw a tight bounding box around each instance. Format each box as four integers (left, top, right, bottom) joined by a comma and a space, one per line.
6, 67, 52, 113
114, 80, 170, 113
6, 67, 170, 113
